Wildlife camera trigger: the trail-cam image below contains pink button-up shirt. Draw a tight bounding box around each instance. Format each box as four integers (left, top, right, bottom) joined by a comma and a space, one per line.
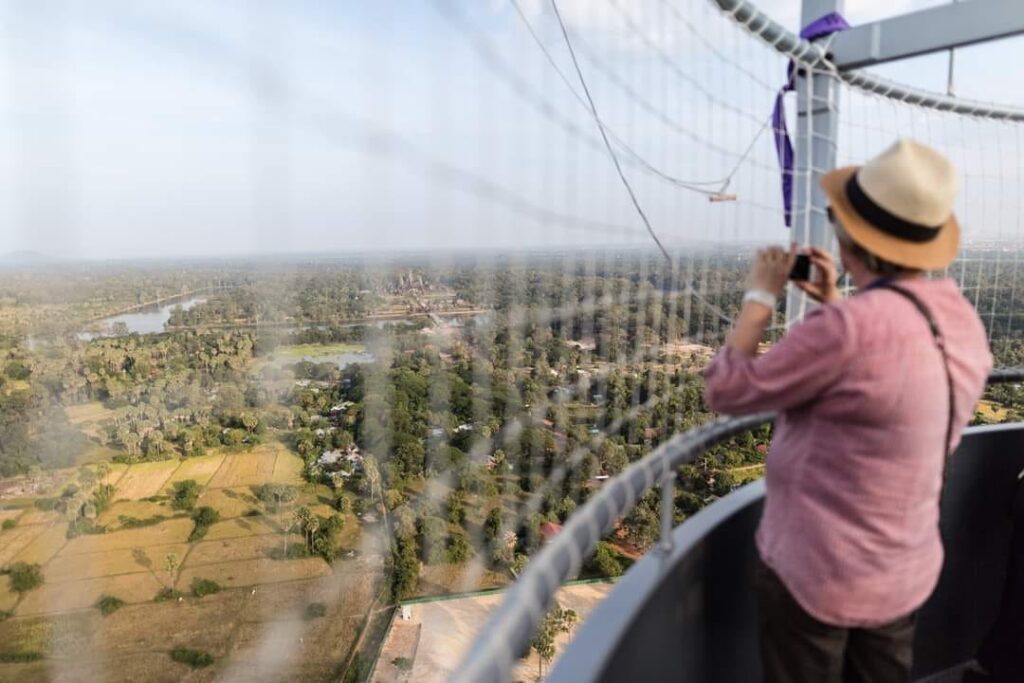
704, 277, 992, 627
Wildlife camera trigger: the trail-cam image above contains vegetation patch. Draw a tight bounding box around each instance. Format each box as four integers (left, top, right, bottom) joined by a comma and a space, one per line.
190, 578, 222, 598
267, 543, 310, 560
170, 647, 214, 668
118, 514, 169, 529
252, 483, 298, 511
96, 594, 125, 616
6, 562, 43, 593
66, 518, 107, 538
0, 651, 43, 663
188, 506, 221, 542
582, 542, 624, 579
304, 602, 327, 620
154, 587, 185, 602
170, 480, 200, 512
1, 519, 16, 531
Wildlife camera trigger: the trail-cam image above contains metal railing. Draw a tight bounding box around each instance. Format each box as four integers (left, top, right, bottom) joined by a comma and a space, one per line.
710, 0, 1024, 122
452, 369, 1024, 683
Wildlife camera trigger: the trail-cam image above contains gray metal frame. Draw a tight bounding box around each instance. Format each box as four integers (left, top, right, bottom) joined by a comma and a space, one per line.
710, 0, 1024, 122
549, 479, 768, 682
830, 0, 1024, 70
451, 412, 771, 683
788, 0, 843, 324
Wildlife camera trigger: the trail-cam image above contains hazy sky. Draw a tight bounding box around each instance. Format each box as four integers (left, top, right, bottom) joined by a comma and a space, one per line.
1, 0, 1021, 260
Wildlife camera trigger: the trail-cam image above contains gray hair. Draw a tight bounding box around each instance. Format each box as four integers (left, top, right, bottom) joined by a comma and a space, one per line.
831, 220, 921, 277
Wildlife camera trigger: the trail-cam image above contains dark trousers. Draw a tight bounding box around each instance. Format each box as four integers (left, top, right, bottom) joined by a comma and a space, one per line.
755, 560, 916, 683
975, 494, 1024, 681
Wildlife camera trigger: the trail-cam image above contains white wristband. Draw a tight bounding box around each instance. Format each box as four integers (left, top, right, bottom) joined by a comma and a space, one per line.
742, 289, 777, 310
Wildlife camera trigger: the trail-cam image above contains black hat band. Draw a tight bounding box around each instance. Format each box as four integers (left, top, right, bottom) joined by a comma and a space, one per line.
845, 174, 944, 243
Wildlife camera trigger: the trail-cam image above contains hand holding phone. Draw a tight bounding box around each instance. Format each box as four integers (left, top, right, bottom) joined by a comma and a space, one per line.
789, 254, 811, 281
793, 247, 842, 303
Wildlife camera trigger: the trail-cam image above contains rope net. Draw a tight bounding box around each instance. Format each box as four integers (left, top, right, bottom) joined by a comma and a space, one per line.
0, 1, 1022, 681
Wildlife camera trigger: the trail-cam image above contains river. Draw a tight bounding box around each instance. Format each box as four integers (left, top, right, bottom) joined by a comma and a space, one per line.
78, 297, 207, 340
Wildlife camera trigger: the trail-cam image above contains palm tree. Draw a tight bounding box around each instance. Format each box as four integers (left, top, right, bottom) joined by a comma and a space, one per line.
164, 553, 179, 590
293, 506, 313, 551
241, 413, 258, 434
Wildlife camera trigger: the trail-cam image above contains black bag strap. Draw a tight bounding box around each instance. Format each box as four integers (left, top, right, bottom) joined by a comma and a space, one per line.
877, 283, 956, 477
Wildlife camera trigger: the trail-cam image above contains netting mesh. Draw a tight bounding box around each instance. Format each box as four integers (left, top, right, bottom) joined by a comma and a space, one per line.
827, 77, 1024, 358
1, 1, 1023, 681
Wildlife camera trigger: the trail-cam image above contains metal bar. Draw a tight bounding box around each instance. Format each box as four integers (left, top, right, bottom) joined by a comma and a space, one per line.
830, 0, 1024, 70
450, 413, 772, 683
787, 0, 844, 327
659, 474, 675, 554
946, 0, 961, 97
708, 0, 1024, 122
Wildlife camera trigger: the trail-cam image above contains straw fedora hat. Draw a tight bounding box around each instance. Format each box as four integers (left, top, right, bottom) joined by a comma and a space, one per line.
821, 139, 960, 270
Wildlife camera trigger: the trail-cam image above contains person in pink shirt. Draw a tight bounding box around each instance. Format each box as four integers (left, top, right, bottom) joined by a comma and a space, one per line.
704, 140, 992, 682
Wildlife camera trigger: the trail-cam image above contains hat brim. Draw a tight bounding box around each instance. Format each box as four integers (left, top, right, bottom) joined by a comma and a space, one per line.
820, 166, 959, 271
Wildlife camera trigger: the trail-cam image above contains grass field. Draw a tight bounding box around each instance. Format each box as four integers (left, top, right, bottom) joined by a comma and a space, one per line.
184, 534, 303, 567
272, 343, 366, 358
113, 460, 181, 501
197, 487, 263, 518
0, 437, 385, 682
17, 572, 165, 616
0, 578, 18, 611
99, 463, 129, 488
77, 445, 122, 466
0, 524, 48, 566
176, 556, 331, 590
0, 508, 24, 524
9, 523, 69, 566
416, 564, 509, 598
162, 452, 226, 490
60, 518, 194, 556
16, 508, 60, 526
0, 569, 381, 683
203, 515, 280, 541
336, 513, 362, 551
207, 449, 278, 489
271, 450, 305, 485
96, 499, 173, 526
44, 542, 190, 583
728, 463, 766, 485
65, 402, 118, 426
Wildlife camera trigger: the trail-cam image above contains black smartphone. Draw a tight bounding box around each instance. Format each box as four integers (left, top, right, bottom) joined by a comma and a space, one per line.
789, 253, 811, 281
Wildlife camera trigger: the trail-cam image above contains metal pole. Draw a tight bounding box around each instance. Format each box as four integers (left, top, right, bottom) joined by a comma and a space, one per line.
786, 0, 844, 327
946, 0, 959, 96
659, 473, 675, 554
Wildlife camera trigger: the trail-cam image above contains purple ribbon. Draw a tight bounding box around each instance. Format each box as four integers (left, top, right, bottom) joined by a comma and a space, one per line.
773, 12, 849, 227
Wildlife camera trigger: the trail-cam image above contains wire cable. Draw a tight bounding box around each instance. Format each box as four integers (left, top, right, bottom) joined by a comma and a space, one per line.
548, 0, 736, 326
549, 0, 670, 261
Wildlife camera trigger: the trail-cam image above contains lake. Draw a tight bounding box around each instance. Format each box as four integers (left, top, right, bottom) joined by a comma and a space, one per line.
78, 297, 207, 340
